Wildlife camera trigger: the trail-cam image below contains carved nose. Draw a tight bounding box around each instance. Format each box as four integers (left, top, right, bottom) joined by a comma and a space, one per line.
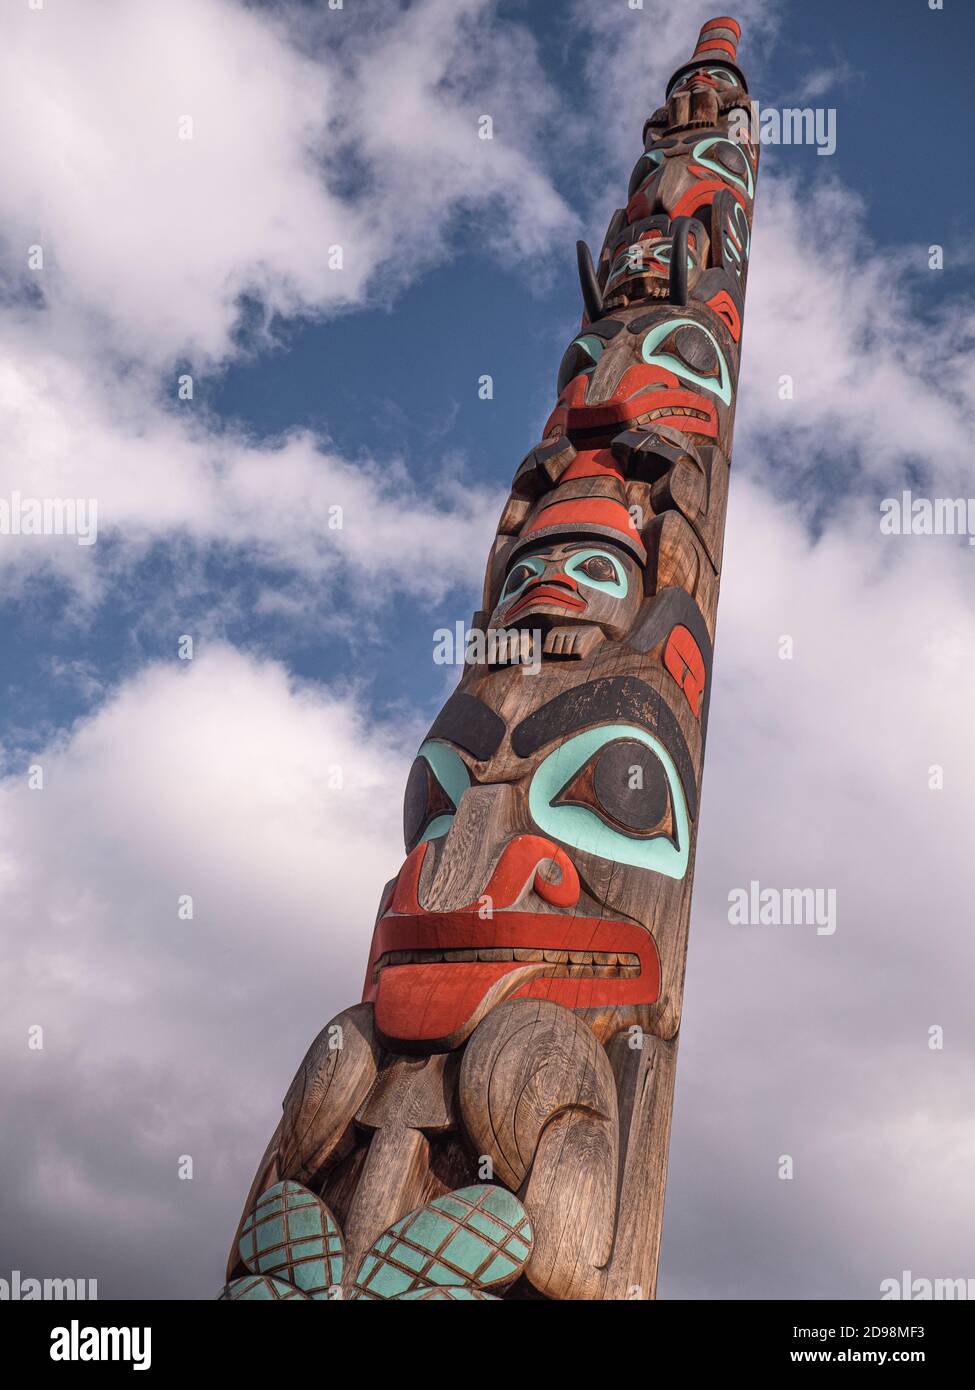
534, 571, 577, 591
419, 784, 519, 913
418, 785, 580, 914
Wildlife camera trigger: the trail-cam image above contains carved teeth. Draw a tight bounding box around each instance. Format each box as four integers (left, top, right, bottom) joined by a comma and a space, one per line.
638, 406, 709, 423
373, 949, 640, 980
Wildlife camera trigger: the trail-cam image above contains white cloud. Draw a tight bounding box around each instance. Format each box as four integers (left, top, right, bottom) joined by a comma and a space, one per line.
1, 0, 573, 367
0, 319, 503, 605
0, 0, 556, 602
0, 645, 416, 1293
738, 173, 975, 498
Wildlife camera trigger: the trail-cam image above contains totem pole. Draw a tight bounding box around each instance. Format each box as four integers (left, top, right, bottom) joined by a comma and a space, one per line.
223, 16, 758, 1302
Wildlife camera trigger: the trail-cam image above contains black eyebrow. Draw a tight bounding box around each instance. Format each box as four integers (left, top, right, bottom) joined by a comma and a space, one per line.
424, 691, 506, 761
511, 675, 698, 819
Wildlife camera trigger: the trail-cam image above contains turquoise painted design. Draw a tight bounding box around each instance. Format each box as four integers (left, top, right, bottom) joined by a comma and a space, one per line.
350, 1185, 533, 1300
723, 201, 750, 280
628, 148, 664, 198
692, 136, 754, 199
700, 65, 741, 87
417, 739, 471, 841
572, 334, 605, 366
238, 1180, 344, 1298
606, 241, 693, 293
220, 1275, 309, 1301
528, 724, 690, 877
640, 317, 732, 405
558, 333, 605, 394
564, 547, 629, 598
499, 554, 545, 603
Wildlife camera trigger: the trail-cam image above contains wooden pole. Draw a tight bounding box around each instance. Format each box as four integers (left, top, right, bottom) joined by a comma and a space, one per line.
224, 15, 759, 1303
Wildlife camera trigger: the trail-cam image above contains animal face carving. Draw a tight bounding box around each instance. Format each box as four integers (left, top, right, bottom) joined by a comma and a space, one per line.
545, 308, 736, 448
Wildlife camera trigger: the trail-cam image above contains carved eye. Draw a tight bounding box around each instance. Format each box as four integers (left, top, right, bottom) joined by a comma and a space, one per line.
554, 739, 676, 844
579, 554, 616, 583
692, 136, 753, 198
706, 65, 741, 88
627, 149, 663, 199
669, 325, 719, 375
557, 334, 603, 394
528, 725, 690, 878
563, 548, 628, 597
403, 740, 471, 851
500, 556, 543, 603
640, 316, 732, 405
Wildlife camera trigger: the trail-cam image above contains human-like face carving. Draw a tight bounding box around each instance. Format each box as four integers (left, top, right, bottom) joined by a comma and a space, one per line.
602, 217, 707, 309
364, 664, 707, 1050
489, 541, 643, 640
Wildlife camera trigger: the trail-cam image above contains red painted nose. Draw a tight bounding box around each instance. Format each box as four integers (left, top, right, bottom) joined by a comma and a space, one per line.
476, 834, 580, 910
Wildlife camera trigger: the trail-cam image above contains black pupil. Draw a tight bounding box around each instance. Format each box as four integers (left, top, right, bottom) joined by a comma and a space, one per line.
593, 740, 670, 833
672, 326, 718, 374
507, 565, 533, 593
581, 555, 616, 583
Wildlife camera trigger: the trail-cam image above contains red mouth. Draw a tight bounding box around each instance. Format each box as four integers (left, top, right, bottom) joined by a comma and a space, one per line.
364, 911, 660, 1048
544, 374, 718, 443
502, 584, 586, 621
362, 838, 660, 1046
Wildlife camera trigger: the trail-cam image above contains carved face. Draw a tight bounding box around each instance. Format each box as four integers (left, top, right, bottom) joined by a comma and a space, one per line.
673, 63, 744, 93
626, 130, 756, 225
544, 308, 736, 448
602, 217, 707, 309
364, 601, 711, 1049
489, 541, 643, 640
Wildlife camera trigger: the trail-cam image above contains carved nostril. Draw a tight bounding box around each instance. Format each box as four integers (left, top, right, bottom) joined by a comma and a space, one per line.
534, 848, 580, 909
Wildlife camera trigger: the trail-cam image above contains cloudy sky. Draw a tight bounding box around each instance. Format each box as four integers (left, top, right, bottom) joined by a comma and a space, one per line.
1, 0, 973, 1300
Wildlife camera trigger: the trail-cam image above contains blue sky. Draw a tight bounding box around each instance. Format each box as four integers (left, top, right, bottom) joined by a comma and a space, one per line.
2, 0, 974, 1299
5, 0, 973, 746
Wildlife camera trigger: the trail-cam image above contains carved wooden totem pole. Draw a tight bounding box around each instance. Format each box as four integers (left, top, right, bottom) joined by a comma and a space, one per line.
224, 17, 758, 1302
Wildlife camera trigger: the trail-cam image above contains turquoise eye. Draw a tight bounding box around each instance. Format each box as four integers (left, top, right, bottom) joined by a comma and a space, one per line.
641, 316, 732, 404
627, 149, 663, 199
707, 66, 740, 87
564, 549, 628, 597
501, 556, 544, 602
692, 136, 754, 199
528, 726, 689, 877
403, 740, 471, 847
556, 335, 604, 394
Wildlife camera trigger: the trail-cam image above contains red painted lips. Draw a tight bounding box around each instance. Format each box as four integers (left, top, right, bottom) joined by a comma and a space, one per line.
362, 838, 661, 1047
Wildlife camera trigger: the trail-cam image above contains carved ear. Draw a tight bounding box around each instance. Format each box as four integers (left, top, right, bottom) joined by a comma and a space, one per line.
459, 998, 619, 1298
